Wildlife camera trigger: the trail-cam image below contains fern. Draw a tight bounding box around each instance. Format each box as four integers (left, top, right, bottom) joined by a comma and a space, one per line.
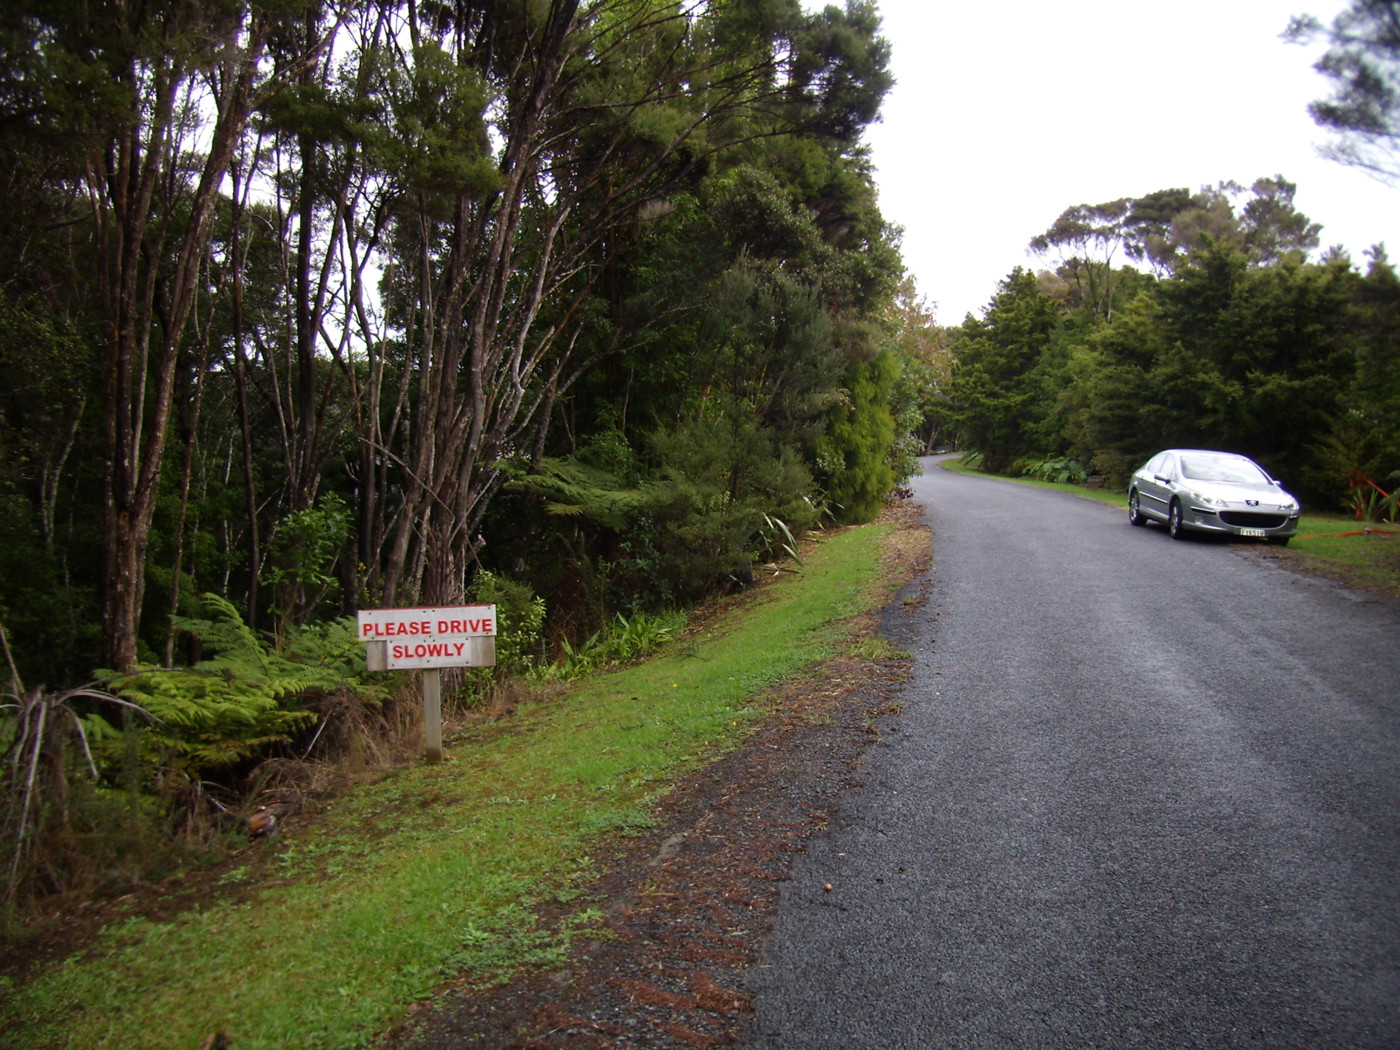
503, 456, 649, 530
110, 596, 377, 773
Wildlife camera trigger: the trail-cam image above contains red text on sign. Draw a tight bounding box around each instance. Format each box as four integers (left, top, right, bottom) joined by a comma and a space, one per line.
390, 641, 469, 660
360, 620, 433, 639
436, 618, 492, 635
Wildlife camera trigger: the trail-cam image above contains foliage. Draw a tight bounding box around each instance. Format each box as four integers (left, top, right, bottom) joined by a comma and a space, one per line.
266, 493, 351, 629
109, 596, 371, 775
646, 407, 823, 595
550, 610, 686, 681
949, 183, 1395, 511
946, 269, 1062, 473
508, 402, 827, 613
885, 280, 954, 453
1, 677, 153, 911
1287, 0, 1400, 183
1017, 457, 1090, 485
1348, 470, 1400, 522
470, 570, 548, 677
817, 348, 903, 522
1029, 197, 1133, 320
0, 0, 914, 685
2, 519, 896, 1050
759, 513, 804, 566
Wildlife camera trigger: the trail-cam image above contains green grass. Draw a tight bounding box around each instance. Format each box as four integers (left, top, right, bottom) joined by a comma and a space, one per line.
940, 454, 1399, 597
1290, 515, 1400, 595
2, 523, 894, 1050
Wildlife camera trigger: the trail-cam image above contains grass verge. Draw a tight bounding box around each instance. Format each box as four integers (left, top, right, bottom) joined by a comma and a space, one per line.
1288, 517, 1400, 597
938, 454, 1400, 598
0, 522, 893, 1050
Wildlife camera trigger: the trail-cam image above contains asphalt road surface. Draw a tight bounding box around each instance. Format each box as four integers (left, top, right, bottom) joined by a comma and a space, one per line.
747, 457, 1400, 1048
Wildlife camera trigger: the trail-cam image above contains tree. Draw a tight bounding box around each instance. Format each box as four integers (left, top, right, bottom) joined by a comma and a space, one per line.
884, 280, 953, 454
1122, 187, 1194, 274
1154, 241, 1358, 488
2, 0, 323, 673
374, 0, 899, 607
947, 269, 1061, 472
1123, 178, 1321, 273
1239, 176, 1323, 264
0, 0, 904, 682
1029, 198, 1131, 322
816, 348, 899, 521
1287, 0, 1400, 184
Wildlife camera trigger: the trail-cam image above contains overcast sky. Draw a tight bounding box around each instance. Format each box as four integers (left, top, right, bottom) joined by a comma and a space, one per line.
854, 0, 1397, 324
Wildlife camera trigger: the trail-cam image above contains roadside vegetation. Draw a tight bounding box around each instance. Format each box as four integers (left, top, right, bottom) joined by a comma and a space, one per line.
1, 0, 939, 943
1, 520, 897, 1050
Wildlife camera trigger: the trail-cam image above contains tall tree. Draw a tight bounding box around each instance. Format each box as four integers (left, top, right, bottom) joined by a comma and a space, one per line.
1115, 179, 1322, 274
947, 268, 1061, 472
1029, 198, 1131, 322
1287, 0, 1400, 184
4, 0, 321, 672
1121, 187, 1193, 274
377, 0, 895, 607
1239, 175, 1323, 264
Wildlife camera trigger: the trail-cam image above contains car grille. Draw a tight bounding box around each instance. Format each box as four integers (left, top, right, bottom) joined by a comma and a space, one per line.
1219, 511, 1289, 529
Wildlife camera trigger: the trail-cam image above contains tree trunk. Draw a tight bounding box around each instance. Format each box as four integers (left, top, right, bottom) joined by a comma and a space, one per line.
97, 11, 275, 673
229, 164, 263, 630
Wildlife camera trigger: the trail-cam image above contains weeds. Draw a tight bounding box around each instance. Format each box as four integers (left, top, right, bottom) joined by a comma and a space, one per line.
0, 598, 421, 920
1, 616, 161, 915
1349, 470, 1399, 523
550, 610, 685, 680
759, 513, 804, 566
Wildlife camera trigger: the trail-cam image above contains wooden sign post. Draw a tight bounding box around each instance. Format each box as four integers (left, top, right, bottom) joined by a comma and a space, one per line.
356, 605, 497, 764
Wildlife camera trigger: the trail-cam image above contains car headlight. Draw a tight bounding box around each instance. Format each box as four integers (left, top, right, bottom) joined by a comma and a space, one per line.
1189, 491, 1227, 507
1280, 500, 1299, 514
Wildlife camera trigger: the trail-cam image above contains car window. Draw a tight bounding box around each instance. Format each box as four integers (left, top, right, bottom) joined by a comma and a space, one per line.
1179, 454, 1269, 485
1144, 453, 1166, 476
1157, 453, 1176, 479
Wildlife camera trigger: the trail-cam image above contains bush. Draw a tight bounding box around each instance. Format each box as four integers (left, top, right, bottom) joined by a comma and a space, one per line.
1017, 456, 1089, 485
469, 571, 547, 677
110, 596, 377, 775
549, 610, 685, 681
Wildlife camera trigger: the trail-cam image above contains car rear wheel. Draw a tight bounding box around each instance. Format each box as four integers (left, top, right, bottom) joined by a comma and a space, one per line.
1128, 490, 1146, 526
1168, 499, 1187, 540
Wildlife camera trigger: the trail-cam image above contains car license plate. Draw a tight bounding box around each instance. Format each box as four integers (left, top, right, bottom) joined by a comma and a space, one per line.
1240, 528, 1267, 538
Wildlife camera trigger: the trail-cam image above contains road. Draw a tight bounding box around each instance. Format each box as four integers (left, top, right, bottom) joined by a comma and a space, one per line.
747, 458, 1400, 1048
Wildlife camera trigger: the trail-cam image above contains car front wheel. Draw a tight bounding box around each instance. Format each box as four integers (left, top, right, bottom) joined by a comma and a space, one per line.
1128, 490, 1146, 526
1168, 499, 1187, 540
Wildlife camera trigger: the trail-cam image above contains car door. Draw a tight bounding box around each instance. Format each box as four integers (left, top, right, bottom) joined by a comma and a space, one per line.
1138, 452, 1175, 519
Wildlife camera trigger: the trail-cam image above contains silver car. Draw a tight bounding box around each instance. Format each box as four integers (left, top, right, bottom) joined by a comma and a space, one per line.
1128, 449, 1301, 544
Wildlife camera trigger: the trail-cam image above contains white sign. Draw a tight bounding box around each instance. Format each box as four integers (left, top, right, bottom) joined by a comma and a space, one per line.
357, 605, 497, 670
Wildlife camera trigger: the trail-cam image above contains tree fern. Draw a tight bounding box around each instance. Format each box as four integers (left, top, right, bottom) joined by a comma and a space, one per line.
110, 596, 380, 774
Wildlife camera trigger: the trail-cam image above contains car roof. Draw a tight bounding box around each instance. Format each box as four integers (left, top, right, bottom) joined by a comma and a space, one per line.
1164, 448, 1253, 459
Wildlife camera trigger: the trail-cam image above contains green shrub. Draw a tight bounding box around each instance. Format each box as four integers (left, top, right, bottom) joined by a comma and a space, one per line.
549, 610, 685, 681
110, 595, 376, 775
470, 571, 547, 676
1018, 456, 1089, 485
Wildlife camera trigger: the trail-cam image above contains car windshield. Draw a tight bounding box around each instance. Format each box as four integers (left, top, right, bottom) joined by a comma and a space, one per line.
1178, 454, 1270, 485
